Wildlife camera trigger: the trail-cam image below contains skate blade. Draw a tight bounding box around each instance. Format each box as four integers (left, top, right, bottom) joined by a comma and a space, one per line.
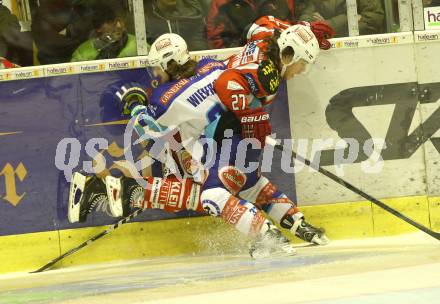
105, 176, 123, 217
251, 248, 297, 259
68, 172, 86, 223
311, 234, 330, 245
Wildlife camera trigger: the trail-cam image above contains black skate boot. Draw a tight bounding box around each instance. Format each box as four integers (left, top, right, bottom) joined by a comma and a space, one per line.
249, 224, 296, 259
120, 176, 145, 216
68, 172, 108, 223
292, 218, 329, 245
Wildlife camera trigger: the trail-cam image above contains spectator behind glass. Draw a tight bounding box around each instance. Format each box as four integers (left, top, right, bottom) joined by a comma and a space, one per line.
299, 0, 385, 37
71, 4, 139, 61
144, 0, 207, 51
207, 0, 295, 49
0, 4, 33, 66
31, 0, 94, 64
256, 0, 295, 20
0, 5, 20, 59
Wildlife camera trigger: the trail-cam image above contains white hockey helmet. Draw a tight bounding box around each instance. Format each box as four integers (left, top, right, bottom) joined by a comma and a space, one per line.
147, 33, 191, 71
277, 24, 320, 66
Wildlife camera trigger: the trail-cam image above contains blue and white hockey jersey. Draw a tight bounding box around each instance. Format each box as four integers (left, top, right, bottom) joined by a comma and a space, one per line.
130, 59, 228, 165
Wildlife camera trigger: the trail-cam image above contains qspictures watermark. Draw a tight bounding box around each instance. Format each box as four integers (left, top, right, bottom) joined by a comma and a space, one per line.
54, 115, 387, 186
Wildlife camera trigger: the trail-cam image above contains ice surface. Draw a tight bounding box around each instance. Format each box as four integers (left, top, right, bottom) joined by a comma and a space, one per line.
1, 233, 439, 304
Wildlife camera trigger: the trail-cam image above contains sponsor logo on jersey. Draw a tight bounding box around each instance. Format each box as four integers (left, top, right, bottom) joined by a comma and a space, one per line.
241, 42, 259, 65
255, 182, 277, 205
261, 61, 276, 76
161, 79, 190, 105
147, 104, 157, 116
155, 38, 172, 51
186, 83, 215, 107
221, 196, 247, 225
230, 42, 260, 67
187, 183, 200, 211
249, 212, 267, 237
179, 150, 198, 175
243, 74, 259, 95
227, 80, 244, 91
257, 60, 280, 95
202, 199, 221, 216
158, 179, 182, 208
197, 61, 224, 75
150, 79, 159, 88
219, 166, 247, 195
150, 177, 162, 208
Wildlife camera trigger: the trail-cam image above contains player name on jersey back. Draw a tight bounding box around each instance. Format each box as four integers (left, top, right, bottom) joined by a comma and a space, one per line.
187, 83, 216, 107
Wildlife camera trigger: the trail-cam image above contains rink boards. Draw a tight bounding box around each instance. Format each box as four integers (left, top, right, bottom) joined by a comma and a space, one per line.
1, 196, 438, 274
1, 31, 440, 273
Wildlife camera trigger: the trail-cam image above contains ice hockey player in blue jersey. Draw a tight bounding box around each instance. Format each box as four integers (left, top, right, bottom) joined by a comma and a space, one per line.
70, 32, 328, 258
120, 33, 301, 257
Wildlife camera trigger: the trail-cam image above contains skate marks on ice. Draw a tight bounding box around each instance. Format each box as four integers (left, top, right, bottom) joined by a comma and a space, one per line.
0, 233, 439, 304
0, 255, 349, 304
145, 263, 440, 304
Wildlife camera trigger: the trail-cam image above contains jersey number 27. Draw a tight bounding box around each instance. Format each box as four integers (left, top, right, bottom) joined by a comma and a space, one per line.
231, 94, 246, 111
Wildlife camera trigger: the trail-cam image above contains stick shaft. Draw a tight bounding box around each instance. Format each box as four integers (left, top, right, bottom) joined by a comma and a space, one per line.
270, 140, 440, 241
31, 208, 144, 273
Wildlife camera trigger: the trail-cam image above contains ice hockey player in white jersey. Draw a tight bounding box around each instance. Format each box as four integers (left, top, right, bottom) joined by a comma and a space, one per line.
69, 31, 328, 257
68, 33, 297, 257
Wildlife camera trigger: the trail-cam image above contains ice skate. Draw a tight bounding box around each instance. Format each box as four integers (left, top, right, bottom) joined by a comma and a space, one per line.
121, 176, 145, 215
291, 218, 329, 245
106, 176, 145, 217
249, 224, 297, 259
68, 172, 108, 223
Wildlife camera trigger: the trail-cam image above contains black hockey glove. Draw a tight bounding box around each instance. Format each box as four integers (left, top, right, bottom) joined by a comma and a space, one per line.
115, 82, 148, 115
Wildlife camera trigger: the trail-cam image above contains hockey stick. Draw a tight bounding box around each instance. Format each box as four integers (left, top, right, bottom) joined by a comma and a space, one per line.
30, 208, 145, 273
266, 137, 440, 241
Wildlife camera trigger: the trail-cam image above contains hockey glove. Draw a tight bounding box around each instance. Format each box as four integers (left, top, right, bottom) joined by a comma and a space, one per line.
298, 21, 335, 50
115, 82, 149, 115
237, 108, 272, 146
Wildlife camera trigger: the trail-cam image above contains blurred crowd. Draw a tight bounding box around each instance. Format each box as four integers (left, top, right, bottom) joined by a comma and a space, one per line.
0, 0, 437, 69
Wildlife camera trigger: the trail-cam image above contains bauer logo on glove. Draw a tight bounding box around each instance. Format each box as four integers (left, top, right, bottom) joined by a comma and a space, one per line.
238, 108, 272, 146
240, 113, 270, 123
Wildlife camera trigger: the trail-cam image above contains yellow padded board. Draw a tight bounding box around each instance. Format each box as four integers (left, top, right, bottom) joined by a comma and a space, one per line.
0, 230, 59, 274
300, 201, 374, 240
372, 196, 430, 236
1, 195, 438, 274
429, 196, 440, 231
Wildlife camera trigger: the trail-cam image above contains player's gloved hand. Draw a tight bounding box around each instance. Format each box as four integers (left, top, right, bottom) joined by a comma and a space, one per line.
115, 82, 149, 115
237, 108, 272, 146
298, 21, 335, 50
